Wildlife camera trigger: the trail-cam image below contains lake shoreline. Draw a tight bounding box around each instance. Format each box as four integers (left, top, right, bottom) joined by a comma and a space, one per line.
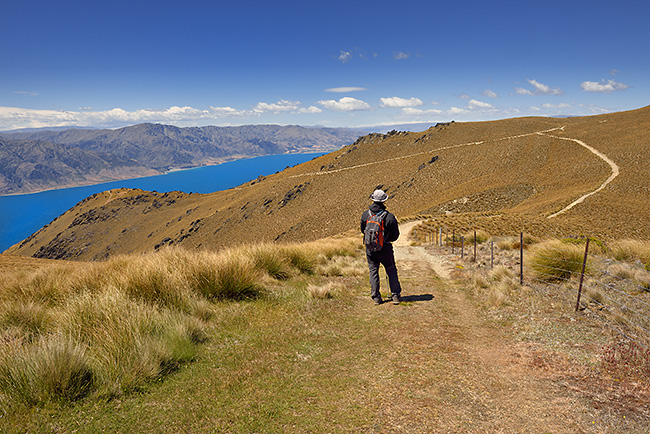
0, 151, 319, 197
0, 152, 325, 253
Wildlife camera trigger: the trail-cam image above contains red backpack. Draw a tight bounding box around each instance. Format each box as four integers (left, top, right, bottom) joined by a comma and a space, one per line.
364, 210, 387, 252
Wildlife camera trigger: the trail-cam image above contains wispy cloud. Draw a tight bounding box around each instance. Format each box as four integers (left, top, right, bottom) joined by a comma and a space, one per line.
380, 97, 423, 108
12, 91, 39, 97
580, 79, 628, 93
338, 50, 352, 63
516, 79, 563, 96
482, 89, 498, 98
393, 51, 410, 60
317, 97, 371, 112
324, 87, 367, 93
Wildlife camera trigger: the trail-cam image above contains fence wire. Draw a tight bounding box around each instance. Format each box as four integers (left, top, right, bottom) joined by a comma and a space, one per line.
416, 224, 650, 349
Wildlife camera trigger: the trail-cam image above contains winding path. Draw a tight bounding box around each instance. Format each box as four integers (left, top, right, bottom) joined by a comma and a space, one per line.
286, 125, 619, 218
538, 132, 620, 218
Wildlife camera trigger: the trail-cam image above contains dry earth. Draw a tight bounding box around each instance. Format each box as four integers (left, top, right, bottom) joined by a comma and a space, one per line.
361, 221, 648, 433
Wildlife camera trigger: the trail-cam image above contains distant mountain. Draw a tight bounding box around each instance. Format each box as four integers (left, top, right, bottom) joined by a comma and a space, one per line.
0, 124, 364, 194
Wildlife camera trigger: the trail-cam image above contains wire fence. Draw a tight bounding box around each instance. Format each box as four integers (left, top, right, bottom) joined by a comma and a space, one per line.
412, 223, 650, 350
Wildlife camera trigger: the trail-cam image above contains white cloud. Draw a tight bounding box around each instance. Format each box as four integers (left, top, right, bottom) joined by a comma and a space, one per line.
317, 97, 371, 112
482, 89, 498, 98
393, 51, 410, 60
338, 50, 351, 63
448, 107, 468, 115
253, 100, 301, 113
401, 107, 442, 116
529, 79, 563, 95
580, 79, 628, 93
209, 106, 249, 117
459, 93, 471, 100
0, 101, 322, 131
542, 103, 571, 109
468, 99, 493, 109
515, 87, 534, 95
324, 87, 367, 93
299, 106, 323, 114
380, 97, 424, 108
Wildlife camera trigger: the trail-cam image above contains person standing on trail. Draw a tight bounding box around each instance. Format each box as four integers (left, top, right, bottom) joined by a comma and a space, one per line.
360, 189, 403, 305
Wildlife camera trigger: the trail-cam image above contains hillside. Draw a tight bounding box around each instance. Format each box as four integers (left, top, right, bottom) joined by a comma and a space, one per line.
0, 124, 363, 194
6, 106, 650, 261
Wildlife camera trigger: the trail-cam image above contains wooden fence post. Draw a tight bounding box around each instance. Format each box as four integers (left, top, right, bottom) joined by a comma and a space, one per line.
473, 230, 477, 262
520, 232, 524, 285
491, 241, 494, 268
575, 238, 591, 311
461, 236, 465, 259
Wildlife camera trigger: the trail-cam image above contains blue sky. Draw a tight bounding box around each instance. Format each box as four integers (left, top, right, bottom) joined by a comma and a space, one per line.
1, 0, 648, 131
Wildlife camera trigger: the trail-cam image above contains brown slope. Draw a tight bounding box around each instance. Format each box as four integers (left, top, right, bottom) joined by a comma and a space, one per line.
7, 106, 650, 261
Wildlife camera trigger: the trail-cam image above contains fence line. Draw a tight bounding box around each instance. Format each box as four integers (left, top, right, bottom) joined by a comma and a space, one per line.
412, 223, 650, 348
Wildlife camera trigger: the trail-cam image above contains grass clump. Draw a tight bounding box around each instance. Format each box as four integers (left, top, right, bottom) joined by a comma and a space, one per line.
464, 230, 490, 245
188, 250, 262, 301
245, 244, 292, 280
527, 240, 590, 282
0, 334, 93, 405
609, 240, 650, 265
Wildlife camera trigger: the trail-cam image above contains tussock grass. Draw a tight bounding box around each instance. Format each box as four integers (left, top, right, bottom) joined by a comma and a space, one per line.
0, 238, 361, 408
307, 282, 341, 299
609, 240, 650, 265
494, 234, 538, 250
608, 263, 636, 281
527, 240, 590, 282
464, 230, 490, 245
469, 266, 519, 307
0, 334, 93, 405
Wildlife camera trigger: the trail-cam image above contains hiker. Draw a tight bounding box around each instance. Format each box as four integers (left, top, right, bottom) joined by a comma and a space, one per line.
360, 189, 403, 305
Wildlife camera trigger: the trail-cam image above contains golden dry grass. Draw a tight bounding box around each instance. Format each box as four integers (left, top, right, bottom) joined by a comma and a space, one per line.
0, 238, 361, 408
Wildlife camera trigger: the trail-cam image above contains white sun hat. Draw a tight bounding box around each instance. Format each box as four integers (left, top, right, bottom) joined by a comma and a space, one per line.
370, 189, 389, 202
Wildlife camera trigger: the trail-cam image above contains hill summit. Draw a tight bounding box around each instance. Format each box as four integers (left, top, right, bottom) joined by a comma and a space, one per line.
6, 106, 650, 260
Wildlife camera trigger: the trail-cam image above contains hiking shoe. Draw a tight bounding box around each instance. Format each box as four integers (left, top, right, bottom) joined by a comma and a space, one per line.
392, 294, 401, 305
373, 298, 383, 305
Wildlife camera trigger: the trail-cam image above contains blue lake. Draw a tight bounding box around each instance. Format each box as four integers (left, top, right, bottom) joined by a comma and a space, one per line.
0, 153, 322, 252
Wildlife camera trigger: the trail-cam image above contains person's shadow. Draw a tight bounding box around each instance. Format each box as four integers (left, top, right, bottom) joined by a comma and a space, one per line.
401, 294, 434, 303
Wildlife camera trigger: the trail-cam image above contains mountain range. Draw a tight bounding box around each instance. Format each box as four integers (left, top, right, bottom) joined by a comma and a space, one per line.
6, 105, 650, 260
0, 123, 364, 195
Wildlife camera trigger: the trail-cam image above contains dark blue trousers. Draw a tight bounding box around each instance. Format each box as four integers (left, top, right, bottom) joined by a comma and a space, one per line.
366, 243, 402, 300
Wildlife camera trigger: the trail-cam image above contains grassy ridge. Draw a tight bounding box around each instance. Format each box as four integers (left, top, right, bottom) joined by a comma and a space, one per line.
0, 238, 363, 409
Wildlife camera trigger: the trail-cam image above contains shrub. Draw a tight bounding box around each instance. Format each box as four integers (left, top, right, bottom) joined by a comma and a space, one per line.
527, 240, 590, 282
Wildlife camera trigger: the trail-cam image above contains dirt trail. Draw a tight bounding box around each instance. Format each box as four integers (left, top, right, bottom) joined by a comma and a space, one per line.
364, 221, 601, 433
